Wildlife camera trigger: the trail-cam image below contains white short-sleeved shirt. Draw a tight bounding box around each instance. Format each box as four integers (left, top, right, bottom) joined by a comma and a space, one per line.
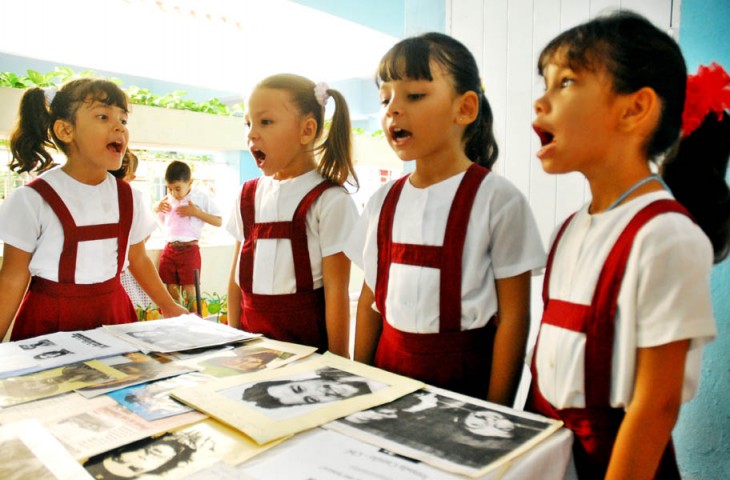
345, 170, 545, 333
0, 167, 157, 284
226, 170, 358, 294
533, 191, 716, 409
158, 186, 222, 242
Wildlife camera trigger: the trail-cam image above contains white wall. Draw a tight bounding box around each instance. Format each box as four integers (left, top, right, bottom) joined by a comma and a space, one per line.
445, 0, 675, 405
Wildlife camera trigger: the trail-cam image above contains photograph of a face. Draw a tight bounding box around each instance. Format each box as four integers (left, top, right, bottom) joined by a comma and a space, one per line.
171, 352, 424, 444
176, 338, 316, 378
0, 360, 126, 407
82, 419, 283, 480
220, 366, 387, 420
326, 387, 564, 477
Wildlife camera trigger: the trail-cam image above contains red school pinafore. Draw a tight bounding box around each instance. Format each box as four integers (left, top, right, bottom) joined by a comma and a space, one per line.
237, 178, 336, 352
528, 199, 687, 479
11, 177, 137, 341
374, 164, 497, 399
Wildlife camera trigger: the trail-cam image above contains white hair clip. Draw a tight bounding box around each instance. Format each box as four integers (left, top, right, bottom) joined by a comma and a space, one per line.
314, 82, 330, 107
43, 86, 57, 105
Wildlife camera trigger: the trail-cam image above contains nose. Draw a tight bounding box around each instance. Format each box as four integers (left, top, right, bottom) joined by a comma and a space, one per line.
247, 125, 257, 141
534, 93, 548, 115
114, 118, 127, 132
384, 98, 401, 117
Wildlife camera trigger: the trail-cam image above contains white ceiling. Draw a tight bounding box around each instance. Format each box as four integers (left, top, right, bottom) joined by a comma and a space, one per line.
0, 0, 398, 97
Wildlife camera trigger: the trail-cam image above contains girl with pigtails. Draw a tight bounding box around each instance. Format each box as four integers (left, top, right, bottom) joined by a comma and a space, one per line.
0, 79, 188, 340
226, 74, 359, 356
528, 11, 730, 479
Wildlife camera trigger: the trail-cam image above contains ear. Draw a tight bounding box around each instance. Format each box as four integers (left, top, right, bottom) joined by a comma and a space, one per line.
618, 87, 660, 134
456, 91, 479, 126
53, 119, 74, 143
300, 115, 318, 145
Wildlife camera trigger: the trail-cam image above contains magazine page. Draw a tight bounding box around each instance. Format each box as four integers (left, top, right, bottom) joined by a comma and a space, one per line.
0, 393, 205, 461
108, 372, 215, 421
174, 338, 317, 378
0, 329, 138, 379
0, 419, 94, 480
0, 360, 127, 407
171, 352, 424, 445
76, 352, 197, 398
325, 386, 564, 478
103, 314, 261, 353
82, 419, 285, 480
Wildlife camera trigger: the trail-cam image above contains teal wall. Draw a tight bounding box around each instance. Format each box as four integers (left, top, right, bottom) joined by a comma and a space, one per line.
673, 0, 730, 478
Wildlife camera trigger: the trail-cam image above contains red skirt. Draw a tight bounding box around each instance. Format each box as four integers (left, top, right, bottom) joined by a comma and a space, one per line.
240, 287, 327, 352
11, 276, 136, 341
375, 319, 496, 399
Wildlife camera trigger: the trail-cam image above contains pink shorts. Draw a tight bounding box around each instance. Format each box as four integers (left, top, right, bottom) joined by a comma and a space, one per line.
158, 242, 201, 285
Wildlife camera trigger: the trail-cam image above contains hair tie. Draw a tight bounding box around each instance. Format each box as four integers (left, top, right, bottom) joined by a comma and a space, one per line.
43, 86, 57, 105
314, 82, 331, 107
681, 62, 730, 138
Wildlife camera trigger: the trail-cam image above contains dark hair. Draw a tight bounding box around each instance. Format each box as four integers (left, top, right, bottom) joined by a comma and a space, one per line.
376, 32, 498, 168
10, 79, 128, 174
662, 113, 730, 262
241, 369, 373, 409
255, 74, 358, 189
204, 351, 279, 370
109, 149, 139, 180
84, 434, 195, 479
165, 160, 191, 183
538, 11, 730, 262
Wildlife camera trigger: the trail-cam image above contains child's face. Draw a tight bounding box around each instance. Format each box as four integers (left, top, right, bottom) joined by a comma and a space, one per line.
532, 60, 623, 176
166, 180, 192, 200
245, 87, 312, 180
60, 99, 129, 173
378, 62, 466, 163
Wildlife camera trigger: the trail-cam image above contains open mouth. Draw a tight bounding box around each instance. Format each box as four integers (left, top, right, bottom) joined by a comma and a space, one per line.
251, 148, 266, 167
533, 125, 554, 146
389, 126, 412, 144
107, 141, 123, 153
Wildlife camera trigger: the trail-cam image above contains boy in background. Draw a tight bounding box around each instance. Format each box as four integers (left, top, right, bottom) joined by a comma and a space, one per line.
155, 161, 222, 308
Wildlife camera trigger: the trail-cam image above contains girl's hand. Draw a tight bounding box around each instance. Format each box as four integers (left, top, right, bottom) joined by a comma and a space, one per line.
159, 302, 189, 318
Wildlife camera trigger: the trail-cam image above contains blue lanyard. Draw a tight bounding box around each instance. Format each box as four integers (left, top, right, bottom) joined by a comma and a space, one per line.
606, 174, 669, 211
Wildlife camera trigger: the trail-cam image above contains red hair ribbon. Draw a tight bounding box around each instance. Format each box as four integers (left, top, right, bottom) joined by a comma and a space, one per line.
681, 62, 730, 138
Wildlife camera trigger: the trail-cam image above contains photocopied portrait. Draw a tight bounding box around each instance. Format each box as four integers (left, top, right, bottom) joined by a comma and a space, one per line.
327, 388, 564, 477
223, 367, 387, 419
170, 352, 425, 445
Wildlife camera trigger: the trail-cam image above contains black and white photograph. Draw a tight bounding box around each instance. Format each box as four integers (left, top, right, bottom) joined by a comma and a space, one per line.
17, 339, 55, 350
103, 314, 261, 353
326, 387, 564, 477
83, 419, 281, 479
0, 329, 137, 379
222, 366, 387, 420
171, 353, 424, 444
0, 419, 94, 480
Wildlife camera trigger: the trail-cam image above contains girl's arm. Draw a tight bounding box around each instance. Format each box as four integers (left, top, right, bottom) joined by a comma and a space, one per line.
227, 241, 242, 329
487, 271, 531, 406
0, 244, 32, 339
353, 282, 383, 365
322, 252, 351, 357
606, 340, 689, 480
127, 242, 188, 318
